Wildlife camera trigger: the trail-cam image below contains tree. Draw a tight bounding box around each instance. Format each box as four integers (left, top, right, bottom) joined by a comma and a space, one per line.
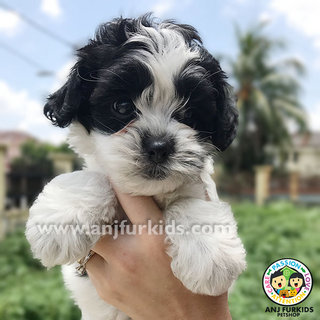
11, 140, 54, 176
9, 140, 81, 207
223, 23, 307, 172
11, 141, 80, 175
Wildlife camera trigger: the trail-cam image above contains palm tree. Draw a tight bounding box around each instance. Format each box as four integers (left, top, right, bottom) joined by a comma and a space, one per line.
223, 23, 307, 172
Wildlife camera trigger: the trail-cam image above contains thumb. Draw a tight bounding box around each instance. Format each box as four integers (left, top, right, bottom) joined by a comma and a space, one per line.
112, 183, 163, 225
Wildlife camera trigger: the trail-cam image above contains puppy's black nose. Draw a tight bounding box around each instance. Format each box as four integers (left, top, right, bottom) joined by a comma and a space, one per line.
143, 136, 175, 164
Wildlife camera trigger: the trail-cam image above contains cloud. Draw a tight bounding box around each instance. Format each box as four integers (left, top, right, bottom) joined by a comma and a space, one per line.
0, 81, 41, 118
41, 0, 62, 18
269, 0, 320, 48
0, 8, 20, 36
308, 103, 320, 131
151, 0, 192, 17
50, 59, 75, 92
0, 80, 66, 144
152, 0, 175, 16
258, 12, 272, 24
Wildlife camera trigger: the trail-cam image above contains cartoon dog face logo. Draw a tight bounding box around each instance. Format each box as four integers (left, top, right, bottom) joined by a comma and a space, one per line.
270, 270, 287, 290
279, 289, 289, 298
289, 273, 305, 289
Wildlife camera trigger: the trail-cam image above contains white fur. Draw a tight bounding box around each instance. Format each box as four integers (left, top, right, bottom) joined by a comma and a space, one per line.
165, 198, 245, 296
26, 171, 117, 267
26, 151, 246, 319
127, 23, 199, 110
26, 22, 246, 320
63, 263, 129, 320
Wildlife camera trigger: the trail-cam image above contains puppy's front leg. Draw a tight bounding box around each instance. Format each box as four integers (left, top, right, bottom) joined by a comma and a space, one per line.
26, 170, 116, 268
165, 198, 246, 296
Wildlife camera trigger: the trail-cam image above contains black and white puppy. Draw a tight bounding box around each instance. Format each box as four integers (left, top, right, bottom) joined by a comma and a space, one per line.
26, 15, 246, 320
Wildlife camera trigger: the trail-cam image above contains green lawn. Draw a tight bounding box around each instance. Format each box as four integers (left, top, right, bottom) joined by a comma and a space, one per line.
0, 202, 319, 319
230, 202, 320, 320
0, 230, 81, 320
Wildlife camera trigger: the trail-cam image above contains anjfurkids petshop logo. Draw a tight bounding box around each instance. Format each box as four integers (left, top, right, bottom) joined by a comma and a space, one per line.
262, 258, 314, 317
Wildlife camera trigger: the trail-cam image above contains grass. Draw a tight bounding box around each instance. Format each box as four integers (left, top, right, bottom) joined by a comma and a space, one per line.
229, 201, 320, 320
0, 201, 319, 319
0, 230, 80, 320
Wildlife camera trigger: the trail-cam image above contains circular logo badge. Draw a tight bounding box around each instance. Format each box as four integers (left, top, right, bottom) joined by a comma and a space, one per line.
262, 258, 313, 306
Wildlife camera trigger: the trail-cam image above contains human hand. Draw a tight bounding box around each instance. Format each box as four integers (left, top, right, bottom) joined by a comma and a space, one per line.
86, 186, 231, 320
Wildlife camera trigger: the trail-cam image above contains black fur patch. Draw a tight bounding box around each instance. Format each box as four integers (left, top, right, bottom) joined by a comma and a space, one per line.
44, 14, 238, 151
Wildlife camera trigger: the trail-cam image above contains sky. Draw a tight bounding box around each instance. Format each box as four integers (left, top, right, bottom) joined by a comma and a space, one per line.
0, 0, 319, 144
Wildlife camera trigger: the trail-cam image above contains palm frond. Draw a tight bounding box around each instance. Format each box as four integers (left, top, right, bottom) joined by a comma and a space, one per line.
223, 22, 308, 170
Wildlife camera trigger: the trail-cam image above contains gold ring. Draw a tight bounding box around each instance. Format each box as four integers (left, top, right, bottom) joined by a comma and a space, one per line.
76, 250, 95, 276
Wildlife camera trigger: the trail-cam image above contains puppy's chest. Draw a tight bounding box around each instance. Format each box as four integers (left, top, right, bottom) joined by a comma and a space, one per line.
113, 182, 207, 223
153, 182, 207, 210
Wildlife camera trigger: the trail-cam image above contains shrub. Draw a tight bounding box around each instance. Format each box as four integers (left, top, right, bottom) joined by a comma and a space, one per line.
0, 229, 80, 320
229, 202, 320, 320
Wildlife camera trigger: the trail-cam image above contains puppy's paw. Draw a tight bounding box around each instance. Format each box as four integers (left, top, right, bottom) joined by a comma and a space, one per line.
26, 170, 116, 267
165, 199, 246, 296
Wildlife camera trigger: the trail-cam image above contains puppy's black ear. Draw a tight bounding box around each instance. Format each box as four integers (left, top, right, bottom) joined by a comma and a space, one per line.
44, 17, 135, 128
212, 84, 238, 151
44, 69, 82, 127
200, 50, 238, 151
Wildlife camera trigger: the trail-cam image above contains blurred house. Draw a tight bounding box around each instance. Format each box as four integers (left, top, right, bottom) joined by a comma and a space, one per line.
285, 132, 320, 177
0, 130, 37, 208
0, 129, 77, 210
268, 131, 320, 203
217, 132, 320, 203
0, 130, 77, 237
0, 130, 36, 173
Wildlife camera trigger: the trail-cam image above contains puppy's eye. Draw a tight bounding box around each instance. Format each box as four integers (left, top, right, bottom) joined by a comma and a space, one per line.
173, 107, 193, 121
112, 100, 135, 118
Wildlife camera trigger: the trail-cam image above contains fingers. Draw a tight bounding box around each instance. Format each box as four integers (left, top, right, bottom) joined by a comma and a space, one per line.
112, 183, 163, 225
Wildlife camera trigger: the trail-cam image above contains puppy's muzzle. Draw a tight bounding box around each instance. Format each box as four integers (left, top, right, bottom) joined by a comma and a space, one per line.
142, 136, 175, 164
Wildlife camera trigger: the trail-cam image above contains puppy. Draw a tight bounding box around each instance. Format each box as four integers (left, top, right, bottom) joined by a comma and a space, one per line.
26, 15, 246, 320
